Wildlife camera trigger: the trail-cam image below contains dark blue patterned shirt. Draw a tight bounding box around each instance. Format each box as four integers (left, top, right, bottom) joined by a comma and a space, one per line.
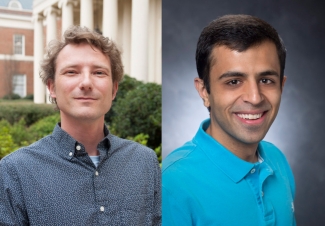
0, 124, 161, 226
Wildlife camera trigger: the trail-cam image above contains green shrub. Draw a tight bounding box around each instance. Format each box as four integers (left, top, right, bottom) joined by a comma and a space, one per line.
9, 118, 32, 146
155, 144, 162, 163
29, 114, 60, 140
127, 133, 149, 146
105, 75, 143, 123
111, 82, 161, 149
23, 94, 34, 100
3, 93, 21, 100
0, 102, 56, 126
0, 124, 18, 159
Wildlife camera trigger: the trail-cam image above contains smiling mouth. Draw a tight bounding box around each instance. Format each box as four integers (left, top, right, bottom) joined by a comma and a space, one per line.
236, 113, 263, 120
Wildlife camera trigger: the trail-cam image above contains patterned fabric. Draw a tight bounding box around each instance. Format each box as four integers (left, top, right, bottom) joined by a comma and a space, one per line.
0, 124, 161, 226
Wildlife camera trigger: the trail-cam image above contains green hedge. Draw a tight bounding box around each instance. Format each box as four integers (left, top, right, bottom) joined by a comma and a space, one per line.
0, 101, 56, 126
105, 75, 142, 123
111, 82, 161, 149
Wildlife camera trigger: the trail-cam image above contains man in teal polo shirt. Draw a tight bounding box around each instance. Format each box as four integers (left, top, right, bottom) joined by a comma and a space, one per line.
162, 15, 296, 225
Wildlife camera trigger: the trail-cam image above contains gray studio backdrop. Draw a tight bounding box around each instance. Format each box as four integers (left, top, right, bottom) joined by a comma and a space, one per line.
162, 0, 325, 225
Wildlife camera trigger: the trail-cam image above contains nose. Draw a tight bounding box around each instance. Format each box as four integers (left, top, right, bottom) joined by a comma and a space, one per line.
242, 81, 264, 105
79, 72, 93, 90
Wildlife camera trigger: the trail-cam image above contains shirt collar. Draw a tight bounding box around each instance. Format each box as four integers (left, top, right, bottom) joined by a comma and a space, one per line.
192, 118, 257, 183
51, 123, 111, 160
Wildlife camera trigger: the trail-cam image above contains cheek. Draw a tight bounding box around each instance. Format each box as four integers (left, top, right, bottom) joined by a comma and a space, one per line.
264, 90, 282, 106
211, 91, 237, 108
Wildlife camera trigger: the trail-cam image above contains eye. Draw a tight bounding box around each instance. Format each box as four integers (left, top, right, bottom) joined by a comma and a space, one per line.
260, 78, 273, 84
65, 70, 77, 75
94, 71, 107, 77
227, 79, 241, 85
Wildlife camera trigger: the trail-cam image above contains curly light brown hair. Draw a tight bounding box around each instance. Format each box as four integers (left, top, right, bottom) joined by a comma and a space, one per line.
40, 25, 124, 104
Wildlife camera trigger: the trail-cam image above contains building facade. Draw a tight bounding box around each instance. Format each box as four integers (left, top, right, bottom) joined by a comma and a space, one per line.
0, 0, 34, 98
33, 0, 161, 103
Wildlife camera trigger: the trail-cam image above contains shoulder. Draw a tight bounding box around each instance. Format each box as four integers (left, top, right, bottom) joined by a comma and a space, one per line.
1, 135, 53, 166
108, 134, 158, 162
162, 140, 198, 173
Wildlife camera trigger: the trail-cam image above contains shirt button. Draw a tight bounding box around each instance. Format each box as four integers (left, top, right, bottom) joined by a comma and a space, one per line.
69, 152, 73, 156
261, 191, 264, 197
95, 171, 99, 176
76, 145, 81, 151
100, 206, 105, 212
250, 168, 256, 174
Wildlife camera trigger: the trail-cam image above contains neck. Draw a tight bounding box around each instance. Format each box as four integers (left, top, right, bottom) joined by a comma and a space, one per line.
60, 116, 105, 156
206, 125, 258, 163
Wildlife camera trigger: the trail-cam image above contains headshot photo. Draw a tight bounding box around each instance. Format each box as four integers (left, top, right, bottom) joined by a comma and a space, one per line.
162, 0, 325, 225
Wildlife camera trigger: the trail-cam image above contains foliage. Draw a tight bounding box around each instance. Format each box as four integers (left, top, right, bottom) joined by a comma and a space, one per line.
155, 144, 162, 163
0, 122, 18, 159
3, 93, 21, 100
29, 114, 60, 140
23, 94, 34, 100
105, 75, 143, 123
111, 82, 161, 149
0, 102, 56, 126
127, 133, 149, 146
0, 114, 60, 160
9, 118, 32, 146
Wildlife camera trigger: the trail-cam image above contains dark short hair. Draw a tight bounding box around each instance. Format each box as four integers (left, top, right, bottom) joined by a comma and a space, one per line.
40, 25, 123, 104
196, 14, 286, 94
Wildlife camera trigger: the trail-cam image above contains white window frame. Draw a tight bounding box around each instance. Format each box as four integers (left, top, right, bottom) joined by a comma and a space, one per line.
13, 34, 25, 55
12, 74, 26, 97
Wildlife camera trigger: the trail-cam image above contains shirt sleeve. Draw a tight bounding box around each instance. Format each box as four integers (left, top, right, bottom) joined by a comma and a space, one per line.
0, 158, 29, 226
152, 156, 162, 226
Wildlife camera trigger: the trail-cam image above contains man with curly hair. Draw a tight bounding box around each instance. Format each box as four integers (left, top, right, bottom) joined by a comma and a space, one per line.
0, 26, 161, 225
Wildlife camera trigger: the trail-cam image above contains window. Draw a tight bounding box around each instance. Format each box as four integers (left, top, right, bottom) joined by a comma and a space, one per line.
12, 75, 26, 97
8, 0, 22, 10
13, 34, 24, 55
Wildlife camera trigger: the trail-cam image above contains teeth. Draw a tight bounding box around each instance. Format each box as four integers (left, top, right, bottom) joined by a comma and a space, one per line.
237, 113, 262, 120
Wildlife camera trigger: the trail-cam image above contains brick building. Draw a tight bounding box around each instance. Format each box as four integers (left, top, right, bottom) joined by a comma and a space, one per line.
0, 0, 161, 102
0, 0, 33, 98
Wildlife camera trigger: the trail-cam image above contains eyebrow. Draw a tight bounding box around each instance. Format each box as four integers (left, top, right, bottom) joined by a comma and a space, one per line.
219, 70, 279, 80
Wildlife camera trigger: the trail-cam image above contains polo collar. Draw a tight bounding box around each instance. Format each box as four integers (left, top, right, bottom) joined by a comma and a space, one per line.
192, 118, 258, 183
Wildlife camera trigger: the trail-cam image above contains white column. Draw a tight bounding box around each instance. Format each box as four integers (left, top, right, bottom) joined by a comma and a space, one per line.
80, 0, 93, 30
58, 0, 77, 34
148, 0, 155, 83
155, 0, 161, 84
44, 6, 59, 103
121, 0, 131, 75
131, 0, 149, 82
33, 14, 45, 104
102, 0, 118, 40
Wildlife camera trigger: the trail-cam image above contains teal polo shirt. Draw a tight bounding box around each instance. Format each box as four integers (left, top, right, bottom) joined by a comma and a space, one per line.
162, 119, 296, 226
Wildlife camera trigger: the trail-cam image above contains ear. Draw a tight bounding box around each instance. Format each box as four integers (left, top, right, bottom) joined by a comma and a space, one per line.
112, 82, 118, 100
194, 77, 210, 108
281, 75, 287, 92
47, 79, 56, 98
282, 76, 287, 88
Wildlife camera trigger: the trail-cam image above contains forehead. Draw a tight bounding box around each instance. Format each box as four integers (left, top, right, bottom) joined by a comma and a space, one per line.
210, 41, 280, 73
56, 43, 111, 68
